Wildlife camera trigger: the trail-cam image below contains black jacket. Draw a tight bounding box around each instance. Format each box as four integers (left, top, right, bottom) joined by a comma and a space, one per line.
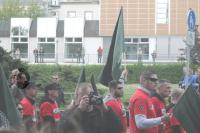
60, 106, 123, 133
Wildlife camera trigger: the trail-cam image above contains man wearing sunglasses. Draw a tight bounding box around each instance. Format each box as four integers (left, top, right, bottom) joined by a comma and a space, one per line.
104, 69, 128, 133
129, 71, 170, 133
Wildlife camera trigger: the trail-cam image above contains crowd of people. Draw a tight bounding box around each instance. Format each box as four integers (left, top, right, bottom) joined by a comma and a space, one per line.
1, 66, 194, 133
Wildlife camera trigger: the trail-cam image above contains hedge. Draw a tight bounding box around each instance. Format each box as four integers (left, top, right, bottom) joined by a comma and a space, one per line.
28, 64, 184, 92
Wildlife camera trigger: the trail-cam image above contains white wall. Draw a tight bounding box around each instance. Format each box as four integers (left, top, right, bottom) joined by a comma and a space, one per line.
57, 38, 65, 63
0, 38, 11, 52
11, 18, 31, 30
37, 18, 57, 37
83, 37, 103, 64
28, 38, 38, 63
64, 18, 84, 37
149, 37, 156, 61
57, 4, 100, 20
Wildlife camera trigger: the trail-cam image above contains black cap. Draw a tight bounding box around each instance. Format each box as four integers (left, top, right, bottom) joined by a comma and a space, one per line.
44, 83, 59, 93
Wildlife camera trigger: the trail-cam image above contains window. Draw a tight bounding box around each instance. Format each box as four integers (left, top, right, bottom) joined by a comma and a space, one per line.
12, 27, 19, 36
21, 38, 28, 42
38, 38, 45, 42
66, 38, 73, 42
74, 38, 82, 42
125, 38, 131, 43
12, 38, 19, 42
38, 43, 55, 58
67, 11, 76, 18
47, 38, 55, 42
156, 0, 168, 24
124, 37, 149, 60
84, 11, 93, 20
13, 43, 28, 58
20, 27, 28, 36
65, 43, 82, 58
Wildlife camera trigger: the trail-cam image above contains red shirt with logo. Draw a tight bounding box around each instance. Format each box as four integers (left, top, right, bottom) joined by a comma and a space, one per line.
164, 107, 184, 133
129, 88, 159, 133
151, 94, 166, 133
105, 97, 127, 133
40, 101, 61, 122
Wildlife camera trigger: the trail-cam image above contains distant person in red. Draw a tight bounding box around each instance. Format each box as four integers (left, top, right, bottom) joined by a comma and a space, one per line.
129, 71, 170, 133
20, 82, 38, 132
104, 69, 128, 133
40, 83, 61, 133
164, 89, 185, 133
97, 46, 103, 63
151, 79, 171, 133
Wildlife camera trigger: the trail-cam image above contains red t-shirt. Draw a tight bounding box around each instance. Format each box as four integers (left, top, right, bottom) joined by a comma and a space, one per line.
105, 98, 127, 133
129, 88, 159, 133
97, 48, 103, 55
151, 95, 166, 133
164, 108, 184, 133
20, 97, 36, 117
40, 101, 61, 122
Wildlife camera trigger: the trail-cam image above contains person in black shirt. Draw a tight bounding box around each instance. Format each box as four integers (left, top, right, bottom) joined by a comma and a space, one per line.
60, 83, 122, 133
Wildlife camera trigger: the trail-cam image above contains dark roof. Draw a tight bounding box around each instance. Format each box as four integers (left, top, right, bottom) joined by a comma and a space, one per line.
0, 21, 10, 37
84, 20, 99, 37
56, 20, 64, 37
29, 20, 37, 37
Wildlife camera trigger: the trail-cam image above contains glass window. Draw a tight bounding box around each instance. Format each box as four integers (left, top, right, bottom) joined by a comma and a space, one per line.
21, 38, 28, 42
38, 43, 55, 58
156, 0, 168, 24
141, 38, 149, 42
84, 11, 93, 20
124, 44, 138, 60
38, 38, 45, 42
125, 38, 131, 43
65, 43, 82, 58
47, 38, 55, 42
74, 38, 82, 42
20, 27, 28, 36
12, 38, 19, 42
12, 27, 19, 36
13, 43, 28, 58
133, 38, 139, 43
65, 38, 73, 42
139, 44, 149, 60
67, 11, 76, 18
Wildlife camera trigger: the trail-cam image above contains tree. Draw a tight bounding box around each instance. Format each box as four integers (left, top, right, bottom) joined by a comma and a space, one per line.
190, 25, 200, 66
0, 0, 44, 20
25, 0, 44, 19
0, 46, 27, 78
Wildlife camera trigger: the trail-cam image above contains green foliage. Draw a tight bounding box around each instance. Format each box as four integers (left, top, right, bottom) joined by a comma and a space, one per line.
0, 46, 27, 78
0, 0, 44, 20
27, 64, 184, 92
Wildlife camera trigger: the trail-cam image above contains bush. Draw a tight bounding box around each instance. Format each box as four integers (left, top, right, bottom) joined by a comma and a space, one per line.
28, 64, 184, 92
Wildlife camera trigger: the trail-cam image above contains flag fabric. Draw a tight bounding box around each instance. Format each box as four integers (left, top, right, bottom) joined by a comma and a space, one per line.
173, 87, 200, 133
90, 74, 98, 95
99, 8, 124, 86
76, 66, 86, 89
0, 65, 21, 127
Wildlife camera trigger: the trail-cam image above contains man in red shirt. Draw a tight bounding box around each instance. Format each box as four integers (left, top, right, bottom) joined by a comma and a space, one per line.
129, 71, 170, 133
20, 82, 38, 132
97, 46, 103, 63
104, 69, 128, 133
151, 79, 171, 133
40, 83, 61, 133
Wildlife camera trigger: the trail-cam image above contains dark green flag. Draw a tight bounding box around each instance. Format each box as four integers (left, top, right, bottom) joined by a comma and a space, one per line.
90, 74, 98, 95
0, 65, 21, 127
99, 8, 124, 86
76, 67, 86, 89
174, 87, 200, 133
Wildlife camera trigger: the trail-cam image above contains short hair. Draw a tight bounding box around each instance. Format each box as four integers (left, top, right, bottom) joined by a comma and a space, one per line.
75, 82, 92, 95
44, 83, 59, 94
140, 71, 156, 80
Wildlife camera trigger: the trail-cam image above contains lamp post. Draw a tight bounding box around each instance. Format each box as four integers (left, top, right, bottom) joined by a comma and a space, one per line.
151, 50, 157, 65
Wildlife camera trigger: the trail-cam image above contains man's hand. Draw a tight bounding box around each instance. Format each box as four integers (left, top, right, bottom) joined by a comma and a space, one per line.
121, 68, 128, 80
78, 96, 90, 112
161, 113, 172, 122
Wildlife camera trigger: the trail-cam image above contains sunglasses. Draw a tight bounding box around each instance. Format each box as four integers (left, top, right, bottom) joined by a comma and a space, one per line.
148, 78, 158, 82
117, 87, 123, 90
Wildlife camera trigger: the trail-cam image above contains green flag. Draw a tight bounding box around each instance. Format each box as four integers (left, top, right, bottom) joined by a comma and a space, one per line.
76, 67, 86, 88
174, 87, 200, 133
90, 74, 98, 95
0, 65, 21, 127
99, 8, 124, 86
